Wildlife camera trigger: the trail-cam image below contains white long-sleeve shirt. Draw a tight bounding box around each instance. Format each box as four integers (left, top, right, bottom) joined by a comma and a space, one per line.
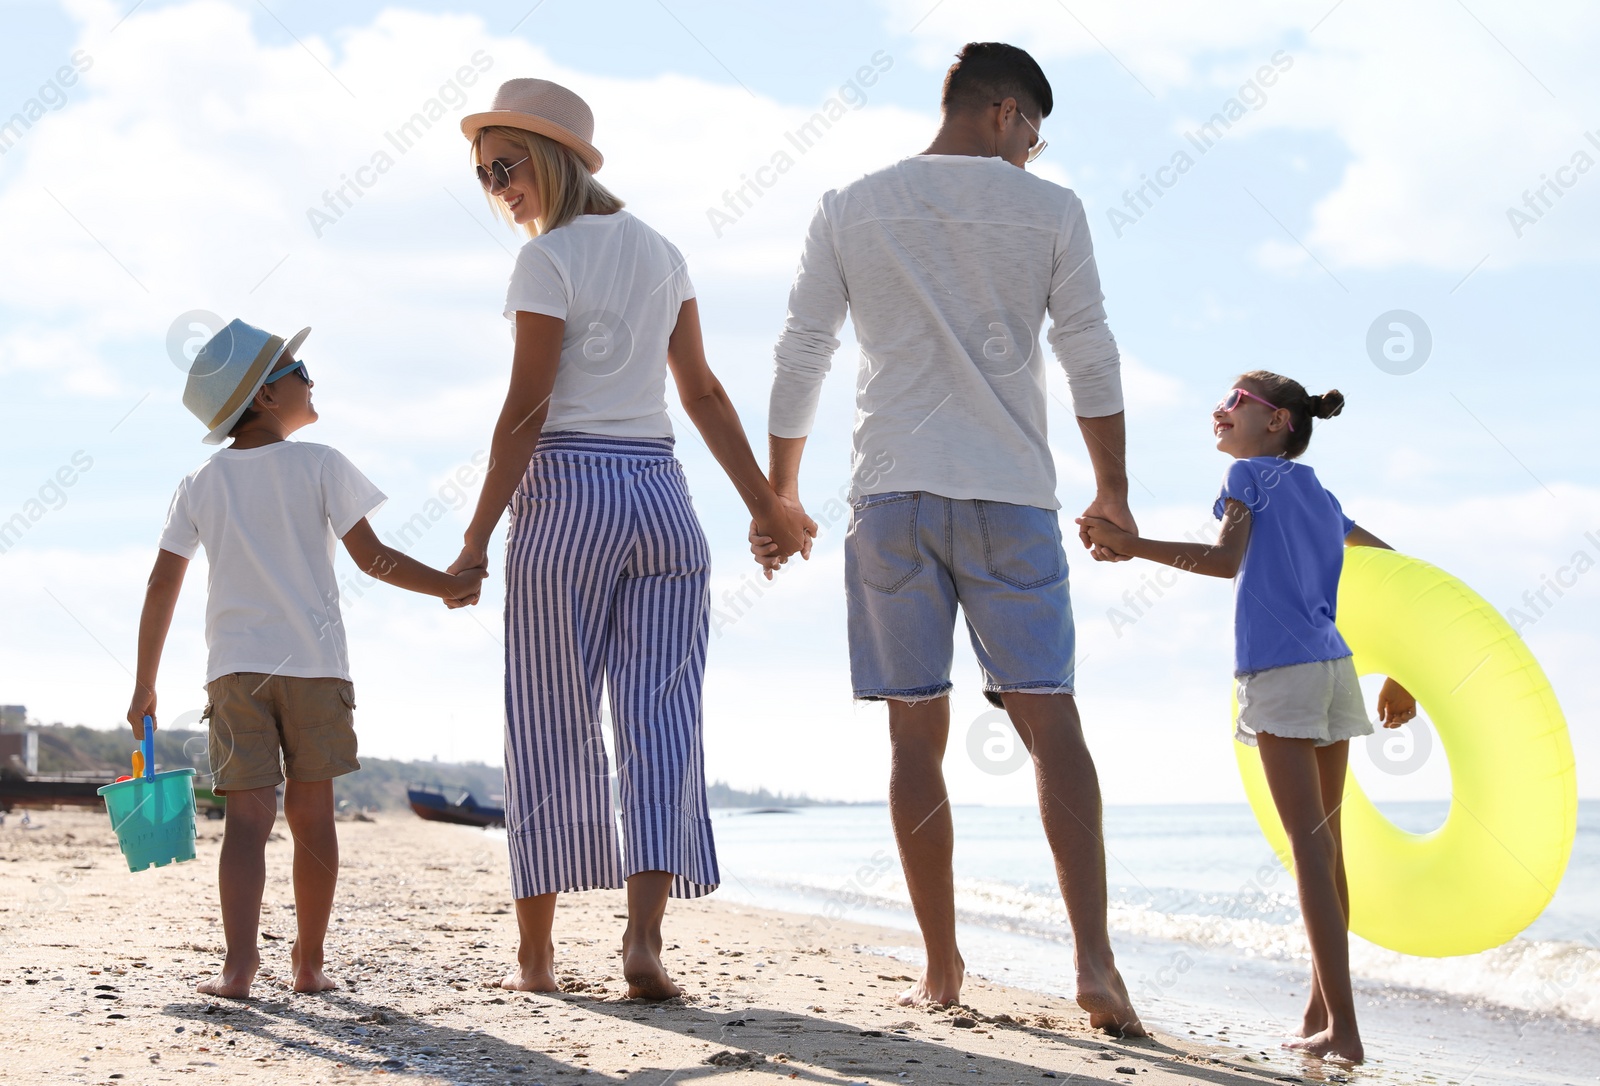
770, 154, 1123, 509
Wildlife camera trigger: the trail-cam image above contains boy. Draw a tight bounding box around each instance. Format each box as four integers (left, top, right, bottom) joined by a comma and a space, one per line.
126, 318, 484, 998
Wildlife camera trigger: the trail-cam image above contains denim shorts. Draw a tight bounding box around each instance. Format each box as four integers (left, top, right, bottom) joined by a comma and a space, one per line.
844, 492, 1075, 706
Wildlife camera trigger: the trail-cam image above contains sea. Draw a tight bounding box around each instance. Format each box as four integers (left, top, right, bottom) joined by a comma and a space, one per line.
704, 801, 1600, 1086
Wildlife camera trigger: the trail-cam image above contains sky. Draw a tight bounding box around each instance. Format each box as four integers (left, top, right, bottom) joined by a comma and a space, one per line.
0, 0, 1596, 807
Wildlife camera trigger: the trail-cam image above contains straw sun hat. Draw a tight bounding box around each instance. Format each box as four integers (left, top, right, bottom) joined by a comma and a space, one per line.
460, 78, 604, 173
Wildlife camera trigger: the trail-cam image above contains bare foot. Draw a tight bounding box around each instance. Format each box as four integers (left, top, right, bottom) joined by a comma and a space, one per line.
1076, 963, 1146, 1038
895, 958, 964, 1007
500, 964, 560, 992
290, 941, 338, 994
1299, 996, 1329, 1038
1284, 1028, 1364, 1064
197, 952, 260, 1000
503, 936, 559, 992
622, 931, 681, 1001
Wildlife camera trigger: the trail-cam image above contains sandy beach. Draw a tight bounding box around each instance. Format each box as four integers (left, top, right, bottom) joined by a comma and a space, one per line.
0, 809, 1365, 1086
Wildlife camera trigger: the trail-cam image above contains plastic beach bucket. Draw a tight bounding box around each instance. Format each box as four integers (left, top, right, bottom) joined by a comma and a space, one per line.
97, 717, 198, 872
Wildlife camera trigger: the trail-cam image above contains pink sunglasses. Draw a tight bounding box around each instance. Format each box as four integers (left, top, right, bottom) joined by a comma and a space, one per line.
1216, 387, 1294, 431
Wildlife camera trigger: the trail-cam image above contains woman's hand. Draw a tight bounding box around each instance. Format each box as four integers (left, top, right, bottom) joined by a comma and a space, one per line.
448, 543, 489, 577
445, 544, 490, 607
749, 523, 783, 577
1376, 677, 1417, 728
444, 566, 488, 608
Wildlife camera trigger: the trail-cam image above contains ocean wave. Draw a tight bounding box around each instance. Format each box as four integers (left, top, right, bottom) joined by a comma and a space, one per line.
739, 870, 1600, 1024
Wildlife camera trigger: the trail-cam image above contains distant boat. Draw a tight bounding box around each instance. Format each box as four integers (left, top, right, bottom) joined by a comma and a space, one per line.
407, 787, 505, 828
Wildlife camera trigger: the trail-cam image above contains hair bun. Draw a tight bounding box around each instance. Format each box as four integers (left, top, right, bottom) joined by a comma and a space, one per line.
1307, 390, 1345, 420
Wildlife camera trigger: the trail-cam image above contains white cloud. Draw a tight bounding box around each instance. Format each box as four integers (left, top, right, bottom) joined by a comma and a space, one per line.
0, 1, 934, 410
887, 0, 1600, 270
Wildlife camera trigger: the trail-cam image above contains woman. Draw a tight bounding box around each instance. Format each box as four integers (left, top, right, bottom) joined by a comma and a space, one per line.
450, 78, 810, 999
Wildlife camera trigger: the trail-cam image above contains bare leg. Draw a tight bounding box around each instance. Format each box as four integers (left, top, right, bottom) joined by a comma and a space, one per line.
197, 784, 277, 999
501, 893, 559, 991
1003, 693, 1144, 1037
622, 870, 681, 999
1255, 735, 1363, 1064
1299, 743, 1350, 1037
887, 697, 965, 1007
282, 779, 340, 993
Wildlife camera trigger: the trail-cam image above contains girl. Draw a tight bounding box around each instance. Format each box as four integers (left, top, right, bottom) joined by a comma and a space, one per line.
1078, 370, 1416, 1064
448, 78, 811, 999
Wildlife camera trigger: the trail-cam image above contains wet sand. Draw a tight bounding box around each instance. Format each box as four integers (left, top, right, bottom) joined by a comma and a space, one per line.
2, 809, 1356, 1085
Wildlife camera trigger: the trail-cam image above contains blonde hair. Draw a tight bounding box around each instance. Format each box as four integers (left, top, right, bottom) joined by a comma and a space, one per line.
473, 125, 623, 236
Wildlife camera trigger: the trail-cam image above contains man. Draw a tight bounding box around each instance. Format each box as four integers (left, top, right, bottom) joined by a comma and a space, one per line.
753, 42, 1143, 1035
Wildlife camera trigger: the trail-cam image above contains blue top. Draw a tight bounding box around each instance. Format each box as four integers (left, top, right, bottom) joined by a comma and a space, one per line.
1213, 457, 1355, 676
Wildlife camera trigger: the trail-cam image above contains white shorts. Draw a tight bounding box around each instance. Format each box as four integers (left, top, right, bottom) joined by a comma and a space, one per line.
1235, 656, 1373, 748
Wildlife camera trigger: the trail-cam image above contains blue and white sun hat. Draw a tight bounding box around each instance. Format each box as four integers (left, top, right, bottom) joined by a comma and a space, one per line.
183, 319, 311, 444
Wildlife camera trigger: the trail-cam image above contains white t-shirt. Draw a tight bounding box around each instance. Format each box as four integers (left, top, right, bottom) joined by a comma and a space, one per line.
504, 210, 696, 439
770, 155, 1124, 510
158, 442, 386, 684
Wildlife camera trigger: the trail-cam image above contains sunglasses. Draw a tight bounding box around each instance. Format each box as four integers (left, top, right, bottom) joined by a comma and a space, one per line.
993, 102, 1048, 163
1216, 387, 1293, 430
477, 154, 530, 192
266, 358, 311, 385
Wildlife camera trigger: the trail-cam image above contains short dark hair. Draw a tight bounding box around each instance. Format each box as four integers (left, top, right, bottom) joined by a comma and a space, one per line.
941, 42, 1053, 119
229, 402, 262, 436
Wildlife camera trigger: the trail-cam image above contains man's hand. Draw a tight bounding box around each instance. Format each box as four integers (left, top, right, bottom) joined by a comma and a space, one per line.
1075, 515, 1139, 559
1079, 495, 1136, 562
1376, 677, 1417, 728
754, 494, 815, 558
749, 495, 816, 581
126, 685, 156, 736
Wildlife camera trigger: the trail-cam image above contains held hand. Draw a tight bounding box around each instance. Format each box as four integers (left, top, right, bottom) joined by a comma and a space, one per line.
448, 543, 489, 578
749, 521, 783, 579
1074, 514, 1138, 560
126, 686, 156, 736
444, 566, 487, 609
1376, 677, 1418, 728
780, 494, 818, 562
751, 504, 807, 562
750, 495, 815, 576
1078, 496, 1137, 562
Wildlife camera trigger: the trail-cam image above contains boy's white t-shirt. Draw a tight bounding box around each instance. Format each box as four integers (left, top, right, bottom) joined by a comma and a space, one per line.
158, 441, 386, 684
503, 209, 696, 439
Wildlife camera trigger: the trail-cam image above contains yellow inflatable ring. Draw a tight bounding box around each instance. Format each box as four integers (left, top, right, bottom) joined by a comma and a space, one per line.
1233, 546, 1577, 957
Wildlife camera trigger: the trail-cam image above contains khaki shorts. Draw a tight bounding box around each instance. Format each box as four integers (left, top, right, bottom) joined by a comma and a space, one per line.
1235, 656, 1373, 748
203, 673, 359, 793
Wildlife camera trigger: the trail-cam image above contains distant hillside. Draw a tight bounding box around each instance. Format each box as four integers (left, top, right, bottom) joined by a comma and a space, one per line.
21, 723, 501, 813
14, 723, 865, 811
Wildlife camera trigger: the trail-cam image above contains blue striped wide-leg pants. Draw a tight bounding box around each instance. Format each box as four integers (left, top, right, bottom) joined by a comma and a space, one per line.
502, 432, 719, 900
